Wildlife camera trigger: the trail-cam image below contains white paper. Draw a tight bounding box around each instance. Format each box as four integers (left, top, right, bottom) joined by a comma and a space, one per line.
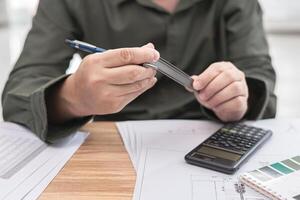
116, 118, 300, 200
117, 120, 221, 170
0, 130, 46, 179
21, 158, 67, 200
5, 132, 87, 200
0, 122, 88, 200
134, 148, 270, 200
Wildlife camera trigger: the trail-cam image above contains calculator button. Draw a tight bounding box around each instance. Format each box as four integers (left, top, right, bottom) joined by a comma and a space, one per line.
227, 141, 237, 147
202, 124, 271, 156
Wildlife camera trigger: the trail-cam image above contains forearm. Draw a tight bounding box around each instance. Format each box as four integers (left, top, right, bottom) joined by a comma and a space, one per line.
46, 75, 85, 125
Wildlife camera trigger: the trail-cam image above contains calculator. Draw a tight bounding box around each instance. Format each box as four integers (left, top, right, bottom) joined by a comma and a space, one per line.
185, 123, 272, 174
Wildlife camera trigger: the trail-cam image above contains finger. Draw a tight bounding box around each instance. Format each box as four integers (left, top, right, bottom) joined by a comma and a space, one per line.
142, 43, 155, 49
193, 62, 232, 91
193, 90, 211, 109
198, 69, 244, 101
105, 65, 156, 84
205, 81, 248, 108
94, 46, 160, 68
109, 78, 157, 96
185, 85, 194, 93
212, 96, 248, 122
192, 76, 200, 91
118, 77, 157, 106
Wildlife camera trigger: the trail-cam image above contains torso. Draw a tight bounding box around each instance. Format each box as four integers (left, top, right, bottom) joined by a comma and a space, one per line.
73, 0, 221, 120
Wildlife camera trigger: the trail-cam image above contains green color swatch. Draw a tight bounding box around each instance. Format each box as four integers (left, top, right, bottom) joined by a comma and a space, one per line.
271, 163, 294, 174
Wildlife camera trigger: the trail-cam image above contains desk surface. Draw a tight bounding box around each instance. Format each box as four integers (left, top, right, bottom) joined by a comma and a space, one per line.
39, 122, 135, 200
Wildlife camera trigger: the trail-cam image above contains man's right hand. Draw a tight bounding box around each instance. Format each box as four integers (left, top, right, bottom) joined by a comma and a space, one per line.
47, 43, 159, 123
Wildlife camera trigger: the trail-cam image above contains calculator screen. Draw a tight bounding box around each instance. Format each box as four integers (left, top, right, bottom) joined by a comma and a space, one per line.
197, 146, 241, 161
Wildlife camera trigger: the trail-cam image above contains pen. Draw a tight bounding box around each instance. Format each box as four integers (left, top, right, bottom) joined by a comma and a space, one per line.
65, 39, 106, 53
65, 39, 194, 91
65, 39, 157, 69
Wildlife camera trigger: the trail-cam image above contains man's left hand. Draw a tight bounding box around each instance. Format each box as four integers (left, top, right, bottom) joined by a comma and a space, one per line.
192, 62, 249, 122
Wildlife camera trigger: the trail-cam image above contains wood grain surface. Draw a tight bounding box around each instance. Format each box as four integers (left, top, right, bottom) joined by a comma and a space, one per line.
39, 122, 135, 200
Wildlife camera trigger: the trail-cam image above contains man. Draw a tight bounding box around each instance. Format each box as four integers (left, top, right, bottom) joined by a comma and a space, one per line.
2, 0, 276, 142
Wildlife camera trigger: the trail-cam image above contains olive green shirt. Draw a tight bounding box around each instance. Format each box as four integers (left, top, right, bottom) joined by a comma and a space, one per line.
2, 0, 276, 142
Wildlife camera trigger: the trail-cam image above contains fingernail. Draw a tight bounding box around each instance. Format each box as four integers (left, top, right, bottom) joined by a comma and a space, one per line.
152, 77, 158, 85
147, 42, 155, 49
153, 50, 160, 62
143, 43, 154, 49
193, 80, 201, 90
152, 68, 157, 76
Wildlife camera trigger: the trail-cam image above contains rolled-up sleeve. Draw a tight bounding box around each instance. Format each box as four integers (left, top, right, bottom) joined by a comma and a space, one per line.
2, 0, 91, 142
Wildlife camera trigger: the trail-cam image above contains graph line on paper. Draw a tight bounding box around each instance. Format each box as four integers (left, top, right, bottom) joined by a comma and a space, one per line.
189, 154, 287, 200
0, 135, 47, 179
191, 175, 267, 200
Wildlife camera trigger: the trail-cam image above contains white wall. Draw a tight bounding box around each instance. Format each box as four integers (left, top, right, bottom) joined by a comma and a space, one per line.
259, 0, 300, 33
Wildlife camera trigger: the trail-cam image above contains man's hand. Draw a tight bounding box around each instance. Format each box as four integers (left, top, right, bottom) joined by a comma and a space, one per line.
47, 43, 159, 123
192, 62, 249, 122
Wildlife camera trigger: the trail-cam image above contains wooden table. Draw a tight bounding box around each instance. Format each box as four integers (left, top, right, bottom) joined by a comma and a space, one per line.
39, 122, 135, 200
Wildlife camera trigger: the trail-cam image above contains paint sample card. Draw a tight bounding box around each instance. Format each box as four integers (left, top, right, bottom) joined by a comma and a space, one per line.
240, 155, 300, 200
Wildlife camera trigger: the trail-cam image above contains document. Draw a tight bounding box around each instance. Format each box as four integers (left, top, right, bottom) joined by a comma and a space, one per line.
21, 158, 69, 200
240, 155, 300, 200
134, 148, 269, 200
117, 120, 221, 170
0, 122, 88, 200
0, 131, 47, 179
116, 118, 300, 200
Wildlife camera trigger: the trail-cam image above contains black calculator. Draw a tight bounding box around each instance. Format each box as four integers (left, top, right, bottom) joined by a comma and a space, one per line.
185, 123, 272, 174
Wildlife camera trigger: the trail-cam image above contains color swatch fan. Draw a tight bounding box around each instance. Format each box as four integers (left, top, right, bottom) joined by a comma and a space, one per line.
240, 156, 300, 200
